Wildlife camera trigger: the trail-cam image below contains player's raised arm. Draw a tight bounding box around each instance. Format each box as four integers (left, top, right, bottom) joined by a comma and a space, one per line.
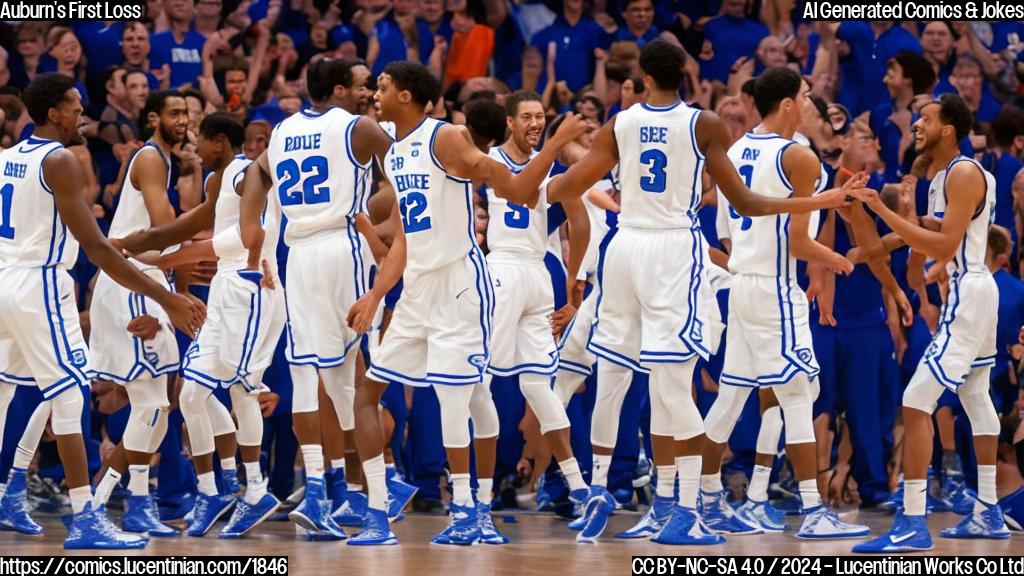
46, 149, 205, 336
435, 113, 587, 207
239, 149, 272, 252
545, 119, 620, 202
115, 171, 222, 254
785, 144, 852, 274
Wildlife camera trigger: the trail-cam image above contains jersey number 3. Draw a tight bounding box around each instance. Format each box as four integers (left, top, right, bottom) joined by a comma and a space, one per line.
639, 149, 667, 193
277, 156, 330, 206
0, 183, 14, 240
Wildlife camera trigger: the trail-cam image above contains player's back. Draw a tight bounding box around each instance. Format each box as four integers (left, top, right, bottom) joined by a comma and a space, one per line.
0, 136, 79, 269
384, 117, 476, 277
613, 101, 702, 230
720, 133, 802, 279
268, 107, 369, 245
931, 156, 997, 275
214, 154, 283, 275
485, 147, 549, 264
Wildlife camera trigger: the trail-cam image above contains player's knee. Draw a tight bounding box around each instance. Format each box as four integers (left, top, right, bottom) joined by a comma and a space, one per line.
704, 385, 748, 444
780, 400, 814, 444
469, 382, 499, 439
756, 406, 783, 454
207, 395, 236, 437
179, 380, 209, 418
960, 387, 1000, 436
436, 385, 474, 448
520, 379, 569, 435
902, 370, 944, 414
50, 388, 83, 436
291, 366, 319, 414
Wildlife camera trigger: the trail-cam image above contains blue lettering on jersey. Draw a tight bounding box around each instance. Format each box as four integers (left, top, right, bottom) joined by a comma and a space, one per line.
284, 134, 323, 152
394, 173, 432, 233
639, 126, 667, 144
741, 148, 760, 161
394, 174, 430, 193
3, 162, 26, 179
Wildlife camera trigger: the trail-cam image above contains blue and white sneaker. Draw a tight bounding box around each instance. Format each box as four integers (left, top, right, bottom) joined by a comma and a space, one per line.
328, 469, 348, 512
852, 512, 932, 553
64, 502, 148, 550
348, 507, 398, 546
386, 469, 418, 522
122, 495, 179, 537
432, 503, 479, 546
651, 505, 725, 546
940, 501, 1010, 539
616, 495, 673, 539
700, 490, 761, 535
576, 486, 616, 543
219, 493, 280, 539
735, 499, 787, 533
566, 488, 590, 531
879, 483, 903, 513
0, 469, 42, 535
796, 505, 870, 539
477, 502, 509, 544
222, 469, 242, 497
947, 486, 977, 516
186, 493, 236, 537
332, 491, 368, 527
288, 478, 346, 540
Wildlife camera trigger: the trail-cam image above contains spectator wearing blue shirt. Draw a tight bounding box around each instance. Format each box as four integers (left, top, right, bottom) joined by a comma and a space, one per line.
836, 21, 922, 117
46, 27, 91, 111
922, 21, 957, 96
74, 22, 125, 101
986, 226, 1024, 414
613, 0, 659, 47
869, 52, 935, 183
150, 0, 206, 89
989, 108, 1024, 253
699, 0, 769, 84
530, 0, 612, 92
122, 21, 162, 90
950, 55, 1001, 124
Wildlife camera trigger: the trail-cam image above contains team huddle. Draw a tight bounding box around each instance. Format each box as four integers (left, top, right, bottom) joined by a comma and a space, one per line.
0, 39, 1011, 553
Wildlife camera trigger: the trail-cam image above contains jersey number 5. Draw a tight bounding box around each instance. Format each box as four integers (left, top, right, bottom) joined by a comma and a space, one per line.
639, 149, 667, 193
400, 191, 432, 233
0, 183, 14, 240
277, 156, 331, 206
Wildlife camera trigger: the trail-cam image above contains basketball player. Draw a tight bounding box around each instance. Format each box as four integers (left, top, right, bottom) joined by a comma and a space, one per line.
464, 91, 593, 544
0, 74, 203, 548
238, 58, 393, 539
116, 113, 284, 538
701, 67, 869, 539
854, 95, 1010, 552
346, 61, 585, 546
87, 90, 195, 538
545, 40, 851, 544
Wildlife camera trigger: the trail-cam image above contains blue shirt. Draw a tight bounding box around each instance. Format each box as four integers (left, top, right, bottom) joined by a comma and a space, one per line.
492, 13, 524, 84
869, 101, 909, 183
75, 22, 125, 82
993, 269, 1024, 377
150, 28, 206, 89
833, 173, 888, 329
701, 15, 768, 83
416, 18, 453, 66
994, 152, 1023, 242
972, 88, 1002, 124
372, 17, 410, 76
531, 15, 612, 92
613, 25, 659, 47
837, 22, 921, 117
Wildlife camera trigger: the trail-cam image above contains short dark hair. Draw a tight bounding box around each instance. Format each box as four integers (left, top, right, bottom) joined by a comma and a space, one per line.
142, 90, 184, 120
464, 98, 507, 145
889, 51, 936, 95
306, 58, 356, 103
384, 61, 442, 108
807, 94, 830, 125
23, 73, 78, 126
740, 78, 756, 97
123, 67, 149, 85
934, 93, 974, 142
102, 65, 125, 87
752, 66, 802, 118
639, 39, 686, 91
180, 87, 206, 110
505, 90, 542, 117
992, 106, 1024, 149
199, 112, 245, 148
988, 225, 1011, 257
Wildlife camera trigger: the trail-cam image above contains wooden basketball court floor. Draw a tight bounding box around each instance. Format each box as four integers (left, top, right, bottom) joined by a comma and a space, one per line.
8, 510, 1020, 574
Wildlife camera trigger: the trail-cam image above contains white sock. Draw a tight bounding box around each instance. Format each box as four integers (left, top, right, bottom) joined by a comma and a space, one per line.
244, 478, 267, 505
451, 473, 472, 507
592, 454, 612, 487
13, 446, 33, 469
93, 468, 122, 506
976, 465, 997, 506
69, 485, 92, 514
363, 454, 387, 511
559, 458, 588, 492
127, 464, 149, 496
903, 479, 927, 516
798, 479, 821, 510
220, 457, 236, 473
700, 473, 723, 495
748, 465, 771, 502
331, 458, 345, 473
348, 483, 363, 492
197, 471, 218, 496
300, 445, 324, 479
656, 465, 676, 498
677, 456, 702, 508
477, 478, 493, 505
244, 461, 263, 485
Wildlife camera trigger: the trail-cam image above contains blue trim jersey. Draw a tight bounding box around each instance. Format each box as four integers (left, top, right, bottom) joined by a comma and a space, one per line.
484, 147, 550, 264
928, 156, 997, 275
0, 136, 78, 269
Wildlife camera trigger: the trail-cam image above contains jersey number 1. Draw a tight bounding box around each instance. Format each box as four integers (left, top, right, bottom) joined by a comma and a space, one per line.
639, 149, 667, 193
277, 156, 330, 206
0, 183, 14, 240
729, 165, 754, 231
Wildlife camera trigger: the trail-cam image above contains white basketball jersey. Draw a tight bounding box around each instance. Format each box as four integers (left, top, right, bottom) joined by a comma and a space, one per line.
614, 101, 702, 230
383, 118, 476, 277
485, 147, 549, 264
929, 156, 996, 274
213, 155, 282, 275
107, 141, 172, 269
268, 107, 370, 245
0, 136, 79, 268
720, 133, 810, 279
